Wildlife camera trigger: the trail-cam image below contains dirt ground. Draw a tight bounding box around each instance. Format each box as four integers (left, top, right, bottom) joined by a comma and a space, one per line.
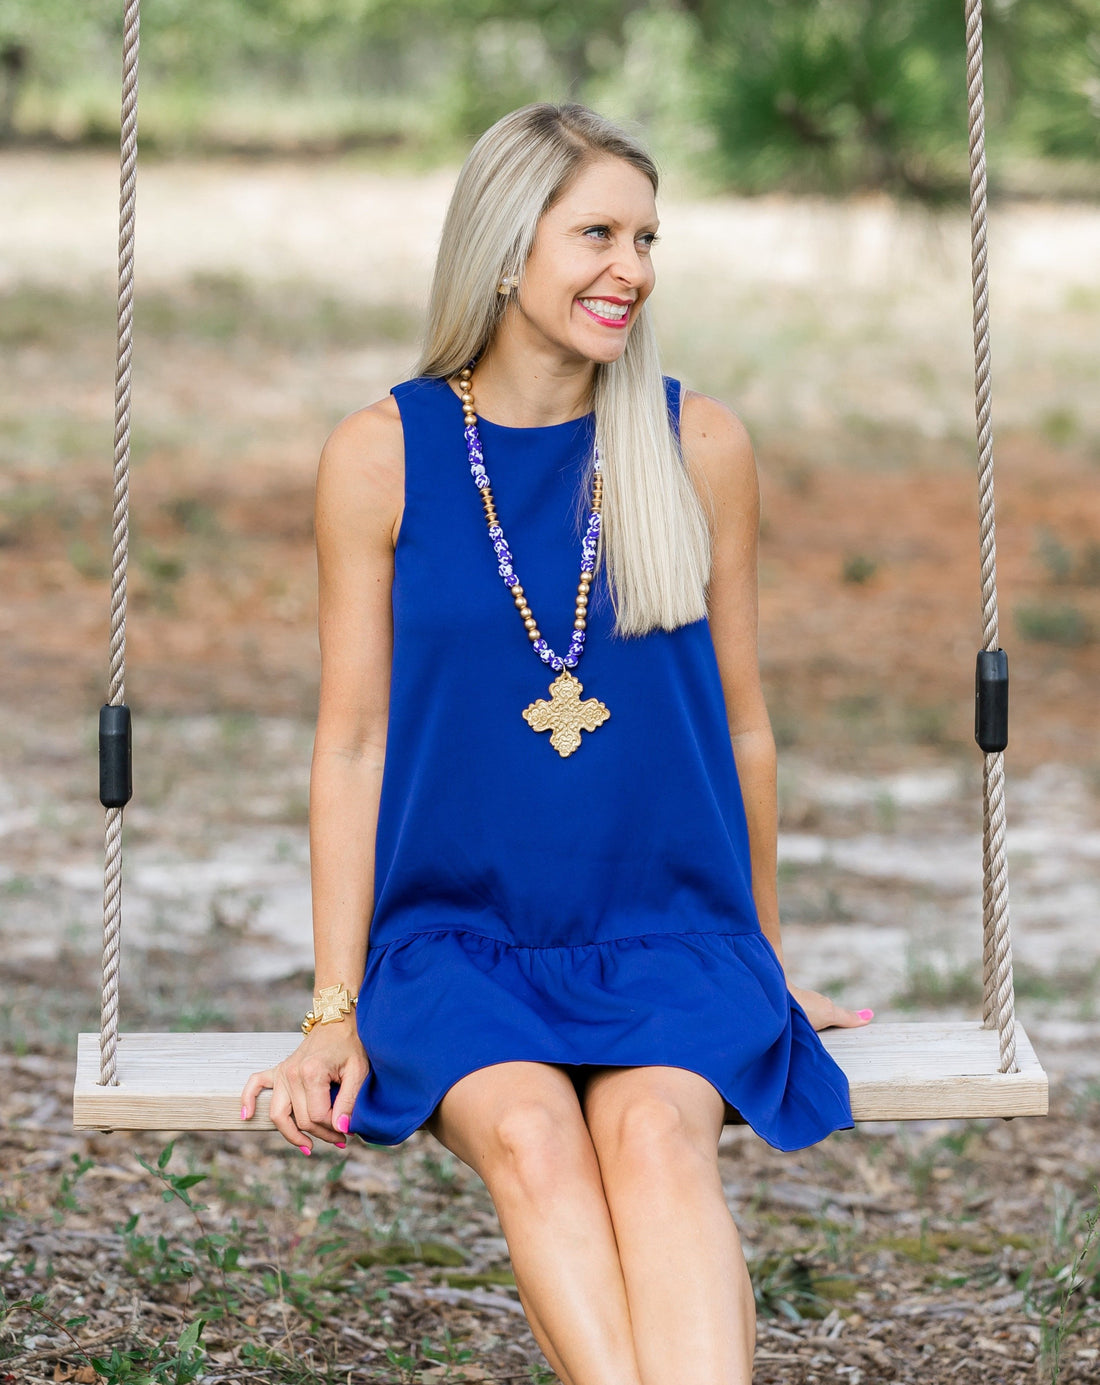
1, 152, 1099, 1382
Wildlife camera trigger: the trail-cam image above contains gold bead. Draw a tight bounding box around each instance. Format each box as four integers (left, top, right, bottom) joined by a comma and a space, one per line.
576, 593, 588, 607
519, 605, 531, 618
524, 616, 536, 630
512, 584, 524, 598
574, 617, 586, 630
461, 392, 473, 406
528, 628, 540, 641
460, 368, 472, 379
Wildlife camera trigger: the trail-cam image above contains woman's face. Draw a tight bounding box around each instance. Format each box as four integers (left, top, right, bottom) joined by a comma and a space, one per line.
512, 155, 659, 366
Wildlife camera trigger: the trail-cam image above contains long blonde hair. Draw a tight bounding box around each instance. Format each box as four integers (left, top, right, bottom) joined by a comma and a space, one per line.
414, 102, 713, 636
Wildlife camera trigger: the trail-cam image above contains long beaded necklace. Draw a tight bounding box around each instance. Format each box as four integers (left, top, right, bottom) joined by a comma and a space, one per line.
457, 362, 610, 758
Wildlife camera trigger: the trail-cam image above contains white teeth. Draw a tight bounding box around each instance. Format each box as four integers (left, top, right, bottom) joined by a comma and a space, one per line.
578, 298, 629, 320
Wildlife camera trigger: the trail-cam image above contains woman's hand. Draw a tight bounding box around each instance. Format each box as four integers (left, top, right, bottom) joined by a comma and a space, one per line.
788, 984, 874, 1033
240, 1022, 369, 1154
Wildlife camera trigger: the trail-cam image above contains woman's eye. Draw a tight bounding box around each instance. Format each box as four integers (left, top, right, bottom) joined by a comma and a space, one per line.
583, 227, 660, 248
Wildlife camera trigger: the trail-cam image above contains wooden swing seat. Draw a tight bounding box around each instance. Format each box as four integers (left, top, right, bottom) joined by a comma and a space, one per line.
73, 1020, 1047, 1131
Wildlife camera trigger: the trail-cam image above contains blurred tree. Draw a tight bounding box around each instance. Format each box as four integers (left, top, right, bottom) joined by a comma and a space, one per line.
2, 0, 1096, 192
0, 0, 105, 138
690, 0, 1099, 195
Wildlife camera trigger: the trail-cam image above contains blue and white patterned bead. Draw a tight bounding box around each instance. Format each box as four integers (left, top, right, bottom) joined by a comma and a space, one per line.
464, 413, 602, 680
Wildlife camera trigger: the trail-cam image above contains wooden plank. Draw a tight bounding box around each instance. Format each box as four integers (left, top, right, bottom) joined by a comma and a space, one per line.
74, 1021, 1048, 1132
74, 1031, 293, 1131
821, 1020, 1048, 1120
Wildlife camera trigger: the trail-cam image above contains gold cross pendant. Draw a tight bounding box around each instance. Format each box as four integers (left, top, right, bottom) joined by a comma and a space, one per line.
522, 669, 610, 757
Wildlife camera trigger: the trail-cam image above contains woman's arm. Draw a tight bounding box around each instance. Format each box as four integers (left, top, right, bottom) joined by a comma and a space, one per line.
680, 389, 870, 1032
241, 397, 406, 1149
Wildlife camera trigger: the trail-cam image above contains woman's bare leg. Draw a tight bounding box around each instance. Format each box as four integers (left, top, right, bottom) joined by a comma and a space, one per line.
581, 1065, 756, 1385
424, 1061, 642, 1385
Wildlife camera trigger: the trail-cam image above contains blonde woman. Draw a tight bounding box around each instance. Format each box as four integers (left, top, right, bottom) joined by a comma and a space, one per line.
242, 101, 871, 1384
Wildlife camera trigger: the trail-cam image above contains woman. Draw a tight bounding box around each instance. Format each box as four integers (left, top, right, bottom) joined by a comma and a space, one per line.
242, 101, 872, 1384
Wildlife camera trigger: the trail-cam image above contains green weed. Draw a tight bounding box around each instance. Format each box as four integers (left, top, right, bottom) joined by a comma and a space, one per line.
1015, 602, 1095, 647
748, 1250, 853, 1320
381, 1329, 475, 1383
841, 553, 877, 584
0, 1289, 206, 1385
1022, 1184, 1100, 1384
53, 1152, 94, 1213
127, 1143, 244, 1316
1036, 528, 1075, 584
1039, 407, 1080, 448
894, 946, 983, 1010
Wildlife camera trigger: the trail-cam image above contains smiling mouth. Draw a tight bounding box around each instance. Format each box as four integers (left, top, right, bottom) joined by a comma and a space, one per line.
576, 297, 631, 325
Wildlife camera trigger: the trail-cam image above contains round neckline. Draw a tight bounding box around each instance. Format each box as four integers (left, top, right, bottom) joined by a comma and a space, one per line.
439, 376, 594, 433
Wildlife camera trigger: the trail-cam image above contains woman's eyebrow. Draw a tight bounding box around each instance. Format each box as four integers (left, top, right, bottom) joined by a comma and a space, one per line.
571, 214, 661, 231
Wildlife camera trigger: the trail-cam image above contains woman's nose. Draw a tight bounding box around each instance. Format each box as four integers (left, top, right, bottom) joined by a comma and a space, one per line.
610, 239, 647, 285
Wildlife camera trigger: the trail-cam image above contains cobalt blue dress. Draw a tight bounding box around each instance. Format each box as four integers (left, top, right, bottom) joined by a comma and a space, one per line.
348, 373, 853, 1150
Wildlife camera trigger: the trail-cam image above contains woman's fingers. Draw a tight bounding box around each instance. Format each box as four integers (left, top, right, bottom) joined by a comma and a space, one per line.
239, 1062, 327, 1153
240, 1068, 274, 1122
828, 1003, 874, 1029
270, 1074, 315, 1154
788, 985, 874, 1032
331, 1052, 371, 1142
240, 1036, 369, 1154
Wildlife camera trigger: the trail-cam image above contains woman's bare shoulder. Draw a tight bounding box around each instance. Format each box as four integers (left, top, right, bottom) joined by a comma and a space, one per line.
679, 388, 753, 462
322, 394, 403, 468
317, 395, 404, 547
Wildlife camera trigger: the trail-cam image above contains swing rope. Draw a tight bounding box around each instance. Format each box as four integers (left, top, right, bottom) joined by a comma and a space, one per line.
94, 0, 1021, 1086
965, 0, 1017, 1074
98, 0, 140, 1086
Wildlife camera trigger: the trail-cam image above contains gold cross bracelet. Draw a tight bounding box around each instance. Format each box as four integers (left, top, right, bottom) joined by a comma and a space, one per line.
301, 983, 358, 1035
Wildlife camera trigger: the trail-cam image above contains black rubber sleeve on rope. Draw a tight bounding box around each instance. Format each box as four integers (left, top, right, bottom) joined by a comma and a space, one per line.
99, 703, 133, 807
974, 650, 1009, 753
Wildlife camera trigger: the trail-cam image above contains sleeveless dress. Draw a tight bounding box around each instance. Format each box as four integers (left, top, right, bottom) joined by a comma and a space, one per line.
348, 374, 853, 1151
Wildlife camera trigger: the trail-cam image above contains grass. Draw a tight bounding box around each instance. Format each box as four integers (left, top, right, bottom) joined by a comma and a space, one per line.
893, 944, 984, 1011
841, 553, 878, 585
1015, 602, 1096, 647
0, 279, 419, 355
1023, 1184, 1100, 1384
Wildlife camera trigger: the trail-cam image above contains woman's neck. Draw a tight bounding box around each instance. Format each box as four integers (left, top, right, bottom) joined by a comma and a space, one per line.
461, 341, 596, 428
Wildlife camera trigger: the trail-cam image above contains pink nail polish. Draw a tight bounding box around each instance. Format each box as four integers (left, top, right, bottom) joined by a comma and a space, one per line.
241, 1105, 248, 1120
858, 1008, 874, 1021
336, 1113, 350, 1135
299, 1144, 311, 1156
336, 1141, 347, 1150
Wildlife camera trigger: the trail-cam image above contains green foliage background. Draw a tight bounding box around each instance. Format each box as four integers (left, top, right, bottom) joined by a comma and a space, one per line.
1, 0, 1097, 195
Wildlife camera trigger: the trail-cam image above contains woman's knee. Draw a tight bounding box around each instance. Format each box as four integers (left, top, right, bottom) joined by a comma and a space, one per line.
586, 1078, 723, 1185
429, 1064, 595, 1196
486, 1098, 594, 1200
